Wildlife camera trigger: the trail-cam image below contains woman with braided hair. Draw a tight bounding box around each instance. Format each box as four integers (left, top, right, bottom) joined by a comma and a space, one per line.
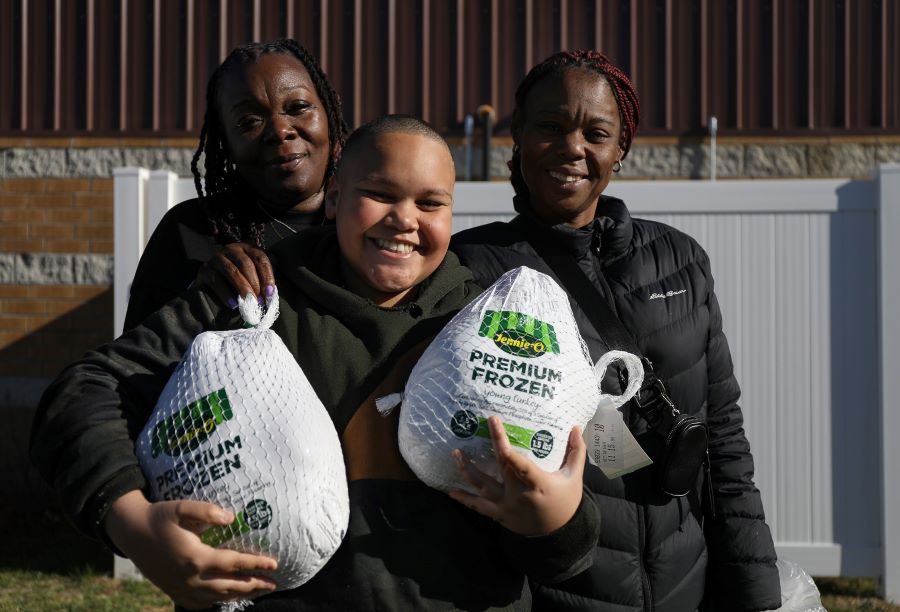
452, 50, 782, 611
123, 38, 347, 330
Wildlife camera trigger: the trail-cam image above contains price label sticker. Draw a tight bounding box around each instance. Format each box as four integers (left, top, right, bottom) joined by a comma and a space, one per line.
583, 396, 653, 479
585, 397, 623, 469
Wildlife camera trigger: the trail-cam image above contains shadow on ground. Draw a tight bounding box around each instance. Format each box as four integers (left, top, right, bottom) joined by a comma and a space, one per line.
0, 507, 111, 574
0, 289, 114, 518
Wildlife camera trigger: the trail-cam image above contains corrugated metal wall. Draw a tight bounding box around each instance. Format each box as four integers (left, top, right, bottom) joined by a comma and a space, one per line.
1, 0, 898, 137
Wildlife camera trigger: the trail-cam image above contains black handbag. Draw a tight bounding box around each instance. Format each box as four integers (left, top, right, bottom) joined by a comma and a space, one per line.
512, 218, 712, 505
631, 376, 710, 498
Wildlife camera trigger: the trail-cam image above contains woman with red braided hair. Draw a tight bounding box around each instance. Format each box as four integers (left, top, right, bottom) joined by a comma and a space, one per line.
452, 50, 782, 611
123, 38, 347, 331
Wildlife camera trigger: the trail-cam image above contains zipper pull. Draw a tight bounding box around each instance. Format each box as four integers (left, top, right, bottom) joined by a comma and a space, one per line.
703, 450, 716, 520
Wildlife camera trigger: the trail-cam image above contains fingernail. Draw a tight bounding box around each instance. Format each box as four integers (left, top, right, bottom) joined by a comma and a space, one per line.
265, 284, 275, 297
258, 296, 265, 307
227, 297, 238, 309
219, 510, 234, 523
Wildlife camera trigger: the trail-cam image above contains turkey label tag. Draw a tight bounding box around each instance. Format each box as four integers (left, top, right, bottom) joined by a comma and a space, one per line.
584, 396, 653, 479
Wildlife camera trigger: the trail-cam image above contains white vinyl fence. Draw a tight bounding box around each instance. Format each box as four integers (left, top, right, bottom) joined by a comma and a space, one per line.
113, 165, 900, 599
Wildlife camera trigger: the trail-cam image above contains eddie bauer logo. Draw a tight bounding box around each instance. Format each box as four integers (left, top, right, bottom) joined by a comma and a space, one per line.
150, 388, 233, 458
478, 310, 560, 358
650, 289, 686, 300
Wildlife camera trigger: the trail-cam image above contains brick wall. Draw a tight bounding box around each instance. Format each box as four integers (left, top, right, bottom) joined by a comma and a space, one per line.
0, 178, 113, 254
0, 178, 113, 367
0, 176, 115, 512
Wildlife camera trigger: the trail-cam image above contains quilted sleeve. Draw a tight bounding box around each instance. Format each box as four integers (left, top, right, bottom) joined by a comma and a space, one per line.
702, 266, 781, 611
500, 488, 601, 584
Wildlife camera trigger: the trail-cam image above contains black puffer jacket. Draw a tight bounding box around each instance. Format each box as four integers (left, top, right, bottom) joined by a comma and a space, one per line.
451, 195, 780, 612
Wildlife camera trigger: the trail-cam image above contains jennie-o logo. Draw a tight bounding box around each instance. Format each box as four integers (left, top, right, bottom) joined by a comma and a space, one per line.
150, 388, 234, 458
478, 310, 560, 358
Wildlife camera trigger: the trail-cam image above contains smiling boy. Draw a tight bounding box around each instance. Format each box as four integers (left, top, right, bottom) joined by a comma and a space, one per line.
326, 120, 455, 306
32, 115, 599, 611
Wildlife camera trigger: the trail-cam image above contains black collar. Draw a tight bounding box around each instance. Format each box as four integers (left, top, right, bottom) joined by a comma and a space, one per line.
511, 192, 634, 261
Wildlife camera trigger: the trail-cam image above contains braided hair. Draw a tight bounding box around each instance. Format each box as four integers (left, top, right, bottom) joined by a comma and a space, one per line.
191, 38, 348, 246
509, 50, 640, 198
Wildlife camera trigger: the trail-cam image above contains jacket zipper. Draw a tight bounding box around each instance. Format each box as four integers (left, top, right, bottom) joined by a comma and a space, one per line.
637, 504, 653, 611
595, 220, 650, 611
591, 250, 619, 315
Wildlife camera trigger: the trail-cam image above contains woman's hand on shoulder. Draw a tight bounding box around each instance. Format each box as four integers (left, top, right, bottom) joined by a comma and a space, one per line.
104, 490, 278, 609
448, 416, 586, 536
197, 243, 276, 308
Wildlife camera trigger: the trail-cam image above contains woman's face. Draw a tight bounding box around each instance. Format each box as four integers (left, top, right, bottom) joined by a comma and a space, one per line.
217, 53, 331, 213
515, 68, 624, 228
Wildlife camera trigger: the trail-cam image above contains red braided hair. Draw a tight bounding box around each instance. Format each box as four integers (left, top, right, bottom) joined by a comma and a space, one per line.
510, 50, 640, 197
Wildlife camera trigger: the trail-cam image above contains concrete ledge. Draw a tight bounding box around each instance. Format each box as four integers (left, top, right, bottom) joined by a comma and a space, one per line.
2, 148, 197, 179
445, 141, 900, 181
3, 141, 900, 180
0, 253, 113, 285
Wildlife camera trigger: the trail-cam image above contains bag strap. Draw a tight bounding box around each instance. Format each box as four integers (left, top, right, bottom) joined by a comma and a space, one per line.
509, 216, 677, 430
510, 217, 640, 355
511, 216, 713, 519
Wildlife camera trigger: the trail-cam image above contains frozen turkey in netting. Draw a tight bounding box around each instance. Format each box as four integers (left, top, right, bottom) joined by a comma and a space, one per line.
397, 266, 602, 491
135, 290, 349, 598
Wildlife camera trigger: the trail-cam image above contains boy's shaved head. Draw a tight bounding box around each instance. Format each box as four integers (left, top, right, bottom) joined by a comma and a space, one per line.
339, 114, 452, 170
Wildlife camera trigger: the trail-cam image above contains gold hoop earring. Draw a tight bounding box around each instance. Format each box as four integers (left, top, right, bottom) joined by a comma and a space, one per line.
613, 160, 623, 173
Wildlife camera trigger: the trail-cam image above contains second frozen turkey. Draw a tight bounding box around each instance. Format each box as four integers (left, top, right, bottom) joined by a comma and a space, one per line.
398, 266, 602, 492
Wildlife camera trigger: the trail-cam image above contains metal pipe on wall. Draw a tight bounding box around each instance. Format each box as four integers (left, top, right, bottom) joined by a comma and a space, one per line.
477, 104, 495, 181
463, 114, 474, 181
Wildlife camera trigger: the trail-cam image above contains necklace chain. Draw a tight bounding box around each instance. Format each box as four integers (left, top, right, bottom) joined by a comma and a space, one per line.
255, 200, 298, 238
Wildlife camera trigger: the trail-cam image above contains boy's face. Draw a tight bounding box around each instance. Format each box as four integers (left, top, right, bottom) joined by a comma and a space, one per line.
326, 131, 455, 307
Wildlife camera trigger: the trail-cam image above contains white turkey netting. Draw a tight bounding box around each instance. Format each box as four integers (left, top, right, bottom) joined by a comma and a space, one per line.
135, 290, 349, 602
398, 266, 603, 492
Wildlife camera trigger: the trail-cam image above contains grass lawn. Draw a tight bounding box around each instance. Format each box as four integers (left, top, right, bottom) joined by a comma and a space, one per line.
0, 508, 897, 611
0, 509, 169, 611
819, 576, 900, 612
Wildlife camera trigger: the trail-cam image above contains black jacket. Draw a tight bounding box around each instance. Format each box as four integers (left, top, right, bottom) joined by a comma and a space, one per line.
124, 193, 325, 331
451, 195, 780, 612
